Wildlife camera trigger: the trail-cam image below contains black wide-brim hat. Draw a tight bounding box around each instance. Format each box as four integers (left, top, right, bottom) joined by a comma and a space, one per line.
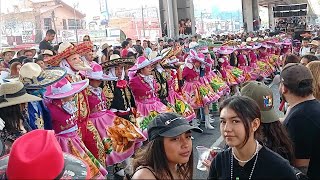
101, 58, 135, 69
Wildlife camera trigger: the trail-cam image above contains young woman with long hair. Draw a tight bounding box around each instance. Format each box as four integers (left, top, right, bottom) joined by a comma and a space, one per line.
240, 81, 294, 164
208, 96, 296, 179
306, 61, 320, 100
130, 113, 201, 179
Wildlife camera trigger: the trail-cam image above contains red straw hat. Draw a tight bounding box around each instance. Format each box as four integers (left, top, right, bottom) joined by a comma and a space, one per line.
0, 130, 90, 179
45, 41, 93, 66
44, 77, 89, 99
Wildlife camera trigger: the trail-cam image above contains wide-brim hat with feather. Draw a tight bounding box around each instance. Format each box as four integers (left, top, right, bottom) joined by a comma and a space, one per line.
129, 56, 159, 71
206, 39, 214, 48
101, 54, 135, 70
45, 42, 93, 66
198, 39, 208, 48
44, 78, 89, 99
188, 49, 210, 66
217, 46, 234, 55
5, 62, 66, 90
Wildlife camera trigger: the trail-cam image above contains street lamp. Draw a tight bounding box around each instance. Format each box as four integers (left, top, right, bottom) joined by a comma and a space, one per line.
73, 2, 79, 44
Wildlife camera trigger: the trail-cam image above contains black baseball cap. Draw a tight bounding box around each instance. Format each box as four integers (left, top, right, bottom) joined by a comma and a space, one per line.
147, 113, 202, 141
280, 63, 313, 89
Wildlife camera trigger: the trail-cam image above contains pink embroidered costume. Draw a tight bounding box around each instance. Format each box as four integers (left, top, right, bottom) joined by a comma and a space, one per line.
236, 48, 258, 81
159, 51, 196, 121
45, 42, 107, 167
84, 64, 146, 166
45, 78, 108, 179
129, 56, 172, 132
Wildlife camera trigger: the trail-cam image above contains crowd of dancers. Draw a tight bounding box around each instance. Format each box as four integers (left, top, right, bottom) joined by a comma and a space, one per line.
0, 30, 315, 179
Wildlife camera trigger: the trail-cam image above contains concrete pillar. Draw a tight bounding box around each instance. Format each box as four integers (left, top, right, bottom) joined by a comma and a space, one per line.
268, 4, 275, 30
172, 0, 179, 37
252, 0, 259, 23
189, 0, 196, 35
242, 0, 254, 32
166, 0, 175, 38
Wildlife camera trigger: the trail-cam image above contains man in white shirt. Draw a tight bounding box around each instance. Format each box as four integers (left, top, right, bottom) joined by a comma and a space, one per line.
300, 38, 311, 56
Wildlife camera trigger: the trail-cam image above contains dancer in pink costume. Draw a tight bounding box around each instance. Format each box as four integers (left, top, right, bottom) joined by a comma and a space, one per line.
83, 63, 146, 167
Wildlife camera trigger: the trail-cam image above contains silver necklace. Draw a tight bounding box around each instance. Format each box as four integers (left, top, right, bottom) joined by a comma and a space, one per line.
232, 140, 259, 163
230, 141, 260, 180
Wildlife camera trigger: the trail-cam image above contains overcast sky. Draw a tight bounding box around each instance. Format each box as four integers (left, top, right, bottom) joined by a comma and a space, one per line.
1, 0, 242, 18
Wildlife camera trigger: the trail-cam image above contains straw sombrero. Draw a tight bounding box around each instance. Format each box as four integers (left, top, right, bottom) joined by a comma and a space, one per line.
19, 49, 37, 57
1, 49, 16, 57
45, 42, 93, 66
20, 63, 66, 89
0, 81, 42, 108
41, 49, 54, 56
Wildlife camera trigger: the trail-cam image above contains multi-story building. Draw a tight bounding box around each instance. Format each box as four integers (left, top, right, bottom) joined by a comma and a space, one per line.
1, 0, 85, 45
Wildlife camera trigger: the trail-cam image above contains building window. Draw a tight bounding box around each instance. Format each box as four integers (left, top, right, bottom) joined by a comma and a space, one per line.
63, 19, 67, 30
44, 18, 52, 30
68, 19, 81, 30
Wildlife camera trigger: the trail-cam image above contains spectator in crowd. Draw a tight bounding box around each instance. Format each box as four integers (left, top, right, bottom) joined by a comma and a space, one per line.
131, 113, 201, 179
167, 39, 174, 47
23, 49, 36, 59
121, 41, 130, 58
133, 40, 143, 56
280, 63, 320, 179
299, 38, 311, 56
34, 57, 47, 70
41, 50, 54, 61
143, 40, 152, 57
284, 54, 300, 66
10, 62, 22, 78
306, 61, 320, 100
158, 39, 164, 52
208, 96, 296, 179
84, 51, 96, 66
113, 50, 121, 56
240, 81, 294, 164
185, 18, 192, 35
0, 49, 15, 71
23, 58, 33, 64
101, 43, 112, 63
127, 51, 137, 59
300, 54, 318, 66
308, 40, 319, 54
39, 29, 56, 52
114, 46, 122, 52
179, 19, 185, 35
83, 35, 91, 42
191, 35, 198, 42
0, 81, 41, 154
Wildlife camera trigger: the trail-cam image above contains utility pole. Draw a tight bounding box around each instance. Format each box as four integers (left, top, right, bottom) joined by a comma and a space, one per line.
141, 5, 145, 38
201, 12, 204, 34
0, 0, 2, 50
51, 11, 58, 44
73, 2, 79, 44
